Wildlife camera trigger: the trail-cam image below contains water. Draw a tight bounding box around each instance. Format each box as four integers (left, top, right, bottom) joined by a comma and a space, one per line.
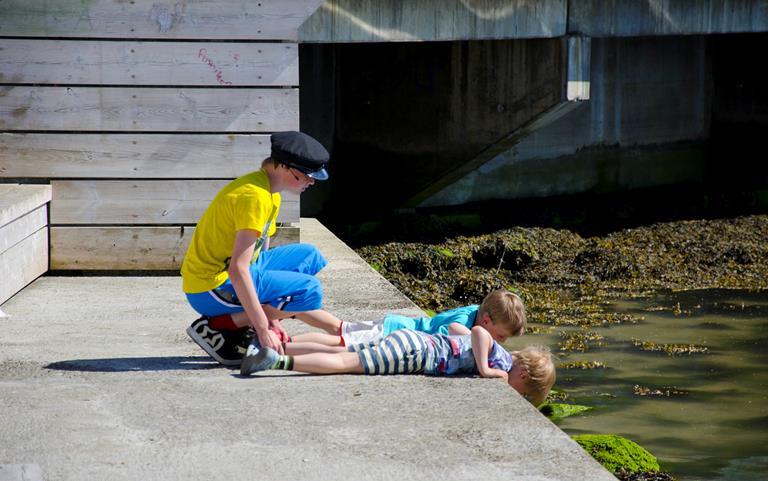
507, 289, 768, 481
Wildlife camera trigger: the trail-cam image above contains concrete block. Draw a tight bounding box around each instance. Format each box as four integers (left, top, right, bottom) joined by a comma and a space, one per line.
0, 184, 51, 304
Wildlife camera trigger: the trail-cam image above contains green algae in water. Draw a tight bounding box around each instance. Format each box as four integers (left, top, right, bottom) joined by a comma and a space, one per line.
630, 338, 709, 356
559, 330, 605, 352
633, 385, 689, 397
356, 217, 768, 480
560, 360, 606, 370
549, 290, 768, 481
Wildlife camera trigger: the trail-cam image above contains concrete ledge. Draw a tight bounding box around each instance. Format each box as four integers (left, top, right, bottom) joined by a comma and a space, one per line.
0, 184, 51, 305
0, 218, 614, 481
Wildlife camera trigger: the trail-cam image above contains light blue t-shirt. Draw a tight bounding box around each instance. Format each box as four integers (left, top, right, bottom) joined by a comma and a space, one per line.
382, 305, 479, 337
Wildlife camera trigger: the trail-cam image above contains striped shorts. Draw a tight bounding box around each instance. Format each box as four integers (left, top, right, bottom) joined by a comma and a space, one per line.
357, 329, 430, 375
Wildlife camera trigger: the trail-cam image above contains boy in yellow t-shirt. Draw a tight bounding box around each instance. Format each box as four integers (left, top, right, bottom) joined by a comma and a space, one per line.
182, 131, 336, 366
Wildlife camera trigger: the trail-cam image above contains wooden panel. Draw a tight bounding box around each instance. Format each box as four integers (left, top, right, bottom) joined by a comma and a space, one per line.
0, 184, 52, 227
0, 205, 46, 255
0, 0, 325, 40
0, 87, 299, 132
0, 40, 298, 86
0, 227, 48, 304
50, 180, 299, 225
50, 225, 300, 270
0, 133, 270, 179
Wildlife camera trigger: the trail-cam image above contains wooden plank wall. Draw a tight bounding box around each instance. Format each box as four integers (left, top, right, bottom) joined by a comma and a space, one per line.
0, 0, 325, 270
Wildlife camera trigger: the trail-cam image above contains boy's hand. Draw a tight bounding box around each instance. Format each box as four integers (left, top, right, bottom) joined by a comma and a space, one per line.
269, 319, 290, 343
256, 328, 284, 354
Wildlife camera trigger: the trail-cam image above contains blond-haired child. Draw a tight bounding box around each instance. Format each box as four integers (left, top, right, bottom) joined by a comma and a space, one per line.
241, 324, 555, 406
289, 289, 527, 351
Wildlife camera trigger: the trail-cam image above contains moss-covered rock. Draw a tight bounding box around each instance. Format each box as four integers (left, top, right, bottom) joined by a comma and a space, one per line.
539, 403, 592, 422
573, 434, 660, 474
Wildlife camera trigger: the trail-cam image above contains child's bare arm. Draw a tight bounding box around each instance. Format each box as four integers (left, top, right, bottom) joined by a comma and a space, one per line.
470, 326, 509, 380
447, 322, 471, 336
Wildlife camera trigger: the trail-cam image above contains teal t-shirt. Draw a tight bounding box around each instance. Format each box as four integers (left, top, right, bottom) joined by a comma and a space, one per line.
382, 305, 479, 336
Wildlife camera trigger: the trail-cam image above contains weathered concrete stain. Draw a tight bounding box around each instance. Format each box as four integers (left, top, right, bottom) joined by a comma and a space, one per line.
149, 2, 186, 32
11, 107, 29, 118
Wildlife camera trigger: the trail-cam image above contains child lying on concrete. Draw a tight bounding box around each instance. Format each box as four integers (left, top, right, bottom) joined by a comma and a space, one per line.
192, 289, 526, 367
240, 323, 555, 406
290, 288, 527, 349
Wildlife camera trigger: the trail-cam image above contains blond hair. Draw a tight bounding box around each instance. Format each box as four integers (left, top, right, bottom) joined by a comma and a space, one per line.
478, 289, 526, 337
513, 345, 556, 406
261, 156, 277, 169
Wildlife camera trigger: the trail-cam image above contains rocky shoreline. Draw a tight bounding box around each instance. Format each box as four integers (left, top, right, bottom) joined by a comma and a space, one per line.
356, 215, 767, 322
354, 214, 768, 479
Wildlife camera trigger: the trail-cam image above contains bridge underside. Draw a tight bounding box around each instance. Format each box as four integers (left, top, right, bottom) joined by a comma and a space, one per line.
297, 0, 767, 219
300, 30, 767, 217
300, 0, 768, 43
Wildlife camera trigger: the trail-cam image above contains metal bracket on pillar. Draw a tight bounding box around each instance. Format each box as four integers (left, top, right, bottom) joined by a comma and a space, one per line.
566, 35, 591, 101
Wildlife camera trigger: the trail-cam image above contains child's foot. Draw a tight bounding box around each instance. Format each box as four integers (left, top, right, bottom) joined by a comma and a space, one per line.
244, 337, 261, 357
240, 347, 279, 376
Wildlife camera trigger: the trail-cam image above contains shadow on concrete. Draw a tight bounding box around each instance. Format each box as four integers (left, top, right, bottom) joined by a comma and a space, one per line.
232, 372, 330, 379
45, 356, 221, 372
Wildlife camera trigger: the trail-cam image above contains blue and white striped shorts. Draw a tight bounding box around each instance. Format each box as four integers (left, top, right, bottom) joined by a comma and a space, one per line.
357, 329, 430, 375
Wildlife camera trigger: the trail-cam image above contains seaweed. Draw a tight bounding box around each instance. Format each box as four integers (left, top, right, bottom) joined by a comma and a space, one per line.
633, 385, 690, 397
630, 339, 709, 356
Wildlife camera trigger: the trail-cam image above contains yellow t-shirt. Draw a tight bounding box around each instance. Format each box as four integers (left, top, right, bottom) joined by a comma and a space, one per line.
181, 170, 280, 293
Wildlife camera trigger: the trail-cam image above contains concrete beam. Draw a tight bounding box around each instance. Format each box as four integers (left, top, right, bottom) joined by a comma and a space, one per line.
407, 36, 590, 207
299, 0, 566, 42
300, 0, 767, 42
567, 36, 591, 100
569, 0, 768, 37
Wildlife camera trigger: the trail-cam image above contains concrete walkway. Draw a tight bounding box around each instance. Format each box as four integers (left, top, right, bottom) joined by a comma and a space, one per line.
0, 218, 615, 481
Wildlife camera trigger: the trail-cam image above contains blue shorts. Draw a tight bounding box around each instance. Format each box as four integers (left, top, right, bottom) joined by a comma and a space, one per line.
185, 243, 327, 316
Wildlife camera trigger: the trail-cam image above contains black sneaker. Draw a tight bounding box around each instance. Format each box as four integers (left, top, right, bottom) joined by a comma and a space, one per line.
224, 326, 256, 358
186, 317, 253, 366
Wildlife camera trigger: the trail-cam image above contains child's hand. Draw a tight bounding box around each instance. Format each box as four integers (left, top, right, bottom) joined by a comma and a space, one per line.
481, 368, 508, 381
476, 363, 509, 380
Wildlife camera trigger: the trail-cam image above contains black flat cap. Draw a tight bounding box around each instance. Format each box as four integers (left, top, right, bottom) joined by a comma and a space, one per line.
271, 131, 329, 180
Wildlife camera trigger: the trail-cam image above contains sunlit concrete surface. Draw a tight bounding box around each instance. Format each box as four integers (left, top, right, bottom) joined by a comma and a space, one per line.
0, 218, 615, 481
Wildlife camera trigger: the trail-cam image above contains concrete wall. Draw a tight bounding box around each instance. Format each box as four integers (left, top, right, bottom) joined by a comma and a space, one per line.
421, 36, 713, 206
570, 0, 768, 37
300, 38, 564, 213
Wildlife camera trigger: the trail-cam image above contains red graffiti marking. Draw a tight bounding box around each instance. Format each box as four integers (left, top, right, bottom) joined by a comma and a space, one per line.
198, 48, 233, 86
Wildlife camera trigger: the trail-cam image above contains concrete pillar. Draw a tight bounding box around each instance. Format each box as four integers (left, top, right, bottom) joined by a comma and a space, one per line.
420, 36, 712, 206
